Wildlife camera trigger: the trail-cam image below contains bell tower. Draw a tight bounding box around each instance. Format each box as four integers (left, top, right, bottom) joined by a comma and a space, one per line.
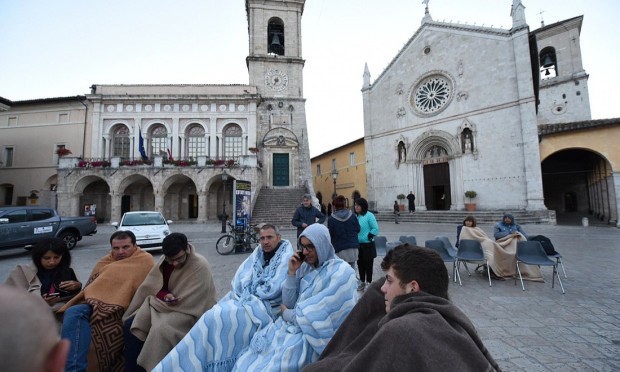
246, 0, 313, 191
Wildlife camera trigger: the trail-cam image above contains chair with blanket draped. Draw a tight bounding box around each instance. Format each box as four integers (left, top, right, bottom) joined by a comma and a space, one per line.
528, 235, 567, 278
515, 241, 565, 294
425, 239, 459, 282
455, 239, 491, 287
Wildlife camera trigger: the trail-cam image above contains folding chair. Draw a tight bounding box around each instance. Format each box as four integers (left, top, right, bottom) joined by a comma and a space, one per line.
547, 251, 567, 278
455, 239, 491, 287
374, 236, 388, 256
425, 240, 459, 282
434, 236, 457, 257
399, 236, 417, 246
515, 241, 565, 294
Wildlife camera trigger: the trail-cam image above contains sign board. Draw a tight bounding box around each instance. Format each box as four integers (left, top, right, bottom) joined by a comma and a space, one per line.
233, 180, 251, 229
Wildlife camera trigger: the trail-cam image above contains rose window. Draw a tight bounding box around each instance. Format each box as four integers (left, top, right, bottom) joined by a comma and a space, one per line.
411, 75, 453, 116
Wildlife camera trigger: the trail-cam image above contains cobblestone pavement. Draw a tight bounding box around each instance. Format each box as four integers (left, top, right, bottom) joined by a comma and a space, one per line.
1, 221, 618, 370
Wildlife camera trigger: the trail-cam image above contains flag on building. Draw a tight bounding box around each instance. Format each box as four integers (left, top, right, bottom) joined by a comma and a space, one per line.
138, 127, 148, 160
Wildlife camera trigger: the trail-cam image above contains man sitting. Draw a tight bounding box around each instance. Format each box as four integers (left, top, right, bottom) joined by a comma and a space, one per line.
123, 233, 217, 371
233, 223, 357, 370
154, 224, 294, 371
58, 230, 154, 372
303, 244, 501, 372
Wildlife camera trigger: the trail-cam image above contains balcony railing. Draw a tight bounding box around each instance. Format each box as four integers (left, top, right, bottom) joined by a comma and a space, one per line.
59, 155, 259, 169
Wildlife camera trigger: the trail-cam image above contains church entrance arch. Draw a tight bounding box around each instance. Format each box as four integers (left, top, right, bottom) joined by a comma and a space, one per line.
542, 149, 616, 225
423, 162, 451, 210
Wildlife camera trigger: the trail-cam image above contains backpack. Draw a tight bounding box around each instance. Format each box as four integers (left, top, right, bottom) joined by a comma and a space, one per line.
528, 235, 558, 255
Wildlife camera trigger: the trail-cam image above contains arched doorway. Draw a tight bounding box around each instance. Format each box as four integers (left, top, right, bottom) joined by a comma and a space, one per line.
542, 149, 616, 224
422, 145, 451, 210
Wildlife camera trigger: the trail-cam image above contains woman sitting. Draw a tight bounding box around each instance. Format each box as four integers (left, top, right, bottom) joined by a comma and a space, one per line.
455, 215, 476, 248
5, 237, 82, 311
457, 216, 542, 281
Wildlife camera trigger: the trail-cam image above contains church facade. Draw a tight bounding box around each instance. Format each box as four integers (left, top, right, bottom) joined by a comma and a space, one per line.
361, 1, 618, 224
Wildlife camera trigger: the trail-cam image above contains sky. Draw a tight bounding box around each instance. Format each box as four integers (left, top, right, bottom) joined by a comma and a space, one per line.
1, 0, 619, 157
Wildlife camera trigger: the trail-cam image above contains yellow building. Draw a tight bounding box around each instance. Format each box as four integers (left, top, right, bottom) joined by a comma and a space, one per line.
310, 138, 367, 210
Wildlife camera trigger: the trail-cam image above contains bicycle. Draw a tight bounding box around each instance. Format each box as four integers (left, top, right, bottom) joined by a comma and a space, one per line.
216, 221, 260, 255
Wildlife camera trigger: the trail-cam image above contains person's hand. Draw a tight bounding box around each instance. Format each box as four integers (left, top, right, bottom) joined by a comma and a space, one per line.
288, 252, 303, 275
58, 281, 81, 292
163, 293, 181, 305
280, 304, 288, 313
42, 293, 61, 305
301, 223, 308, 228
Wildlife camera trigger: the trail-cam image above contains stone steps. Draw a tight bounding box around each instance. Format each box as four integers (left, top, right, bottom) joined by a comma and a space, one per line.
374, 209, 556, 225
251, 187, 308, 229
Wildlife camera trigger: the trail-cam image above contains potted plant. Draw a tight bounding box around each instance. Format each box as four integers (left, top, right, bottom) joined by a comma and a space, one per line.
464, 190, 477, 212
56, 148, 72, 157
397, 193, 406, 212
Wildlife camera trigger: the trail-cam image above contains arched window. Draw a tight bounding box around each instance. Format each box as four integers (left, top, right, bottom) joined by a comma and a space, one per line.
150, 124, 168, 157
540, 47, 558, 79
223, 124, 242, 160
268, 18, 284, 55
186, 124, 206, 159
112, 125, 130, 158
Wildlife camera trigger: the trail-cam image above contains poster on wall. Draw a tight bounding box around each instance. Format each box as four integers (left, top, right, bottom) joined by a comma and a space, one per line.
233, 180, 251, 229
84, 204, 96, 217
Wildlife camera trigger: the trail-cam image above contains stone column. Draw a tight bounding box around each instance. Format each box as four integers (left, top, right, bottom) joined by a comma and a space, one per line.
110, 192, 122, 222
154, 191, 165, 214
70, 193, 82, 217
197, 190, 208, 223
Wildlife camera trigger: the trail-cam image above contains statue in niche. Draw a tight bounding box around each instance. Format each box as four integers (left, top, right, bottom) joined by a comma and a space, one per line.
461, 128, 474, 153
398, 142, 406, 163
276, 135, 286, 146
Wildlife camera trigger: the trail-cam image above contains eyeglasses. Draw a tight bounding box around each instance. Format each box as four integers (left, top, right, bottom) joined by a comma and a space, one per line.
165, 251, 188, 264
300, 242, 316, 252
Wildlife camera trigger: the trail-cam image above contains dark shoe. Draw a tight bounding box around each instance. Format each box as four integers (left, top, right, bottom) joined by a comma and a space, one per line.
489, 268, 505, 281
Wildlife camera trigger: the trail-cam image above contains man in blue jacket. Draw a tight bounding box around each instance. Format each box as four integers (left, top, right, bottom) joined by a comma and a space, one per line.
292, 194, 326, 239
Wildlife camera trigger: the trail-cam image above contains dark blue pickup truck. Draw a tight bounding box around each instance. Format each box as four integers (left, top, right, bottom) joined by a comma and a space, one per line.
0, 207, 97, 250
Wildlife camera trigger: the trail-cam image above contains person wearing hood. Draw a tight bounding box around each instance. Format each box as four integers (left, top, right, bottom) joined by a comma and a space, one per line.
303, 245, 501, 372
153, 224, 294, 371
292, 194, 326, 239
233, 223, 358, 371
494, 212, 527, 240
327, 195, 361, 268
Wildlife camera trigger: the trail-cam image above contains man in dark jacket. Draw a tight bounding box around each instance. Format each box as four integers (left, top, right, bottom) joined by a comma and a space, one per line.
291, 194, 326, 238
303, 245, 500, 372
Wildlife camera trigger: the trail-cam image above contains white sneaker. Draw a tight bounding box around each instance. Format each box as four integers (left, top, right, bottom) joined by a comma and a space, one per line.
357, 282, 366, 291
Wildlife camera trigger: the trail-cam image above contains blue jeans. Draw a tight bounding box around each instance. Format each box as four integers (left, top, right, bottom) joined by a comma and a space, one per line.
61, 304, 93, 372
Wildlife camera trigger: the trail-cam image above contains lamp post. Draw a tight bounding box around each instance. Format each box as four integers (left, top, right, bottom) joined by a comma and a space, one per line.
331, 168, 339, 199
220, 170, 229, 233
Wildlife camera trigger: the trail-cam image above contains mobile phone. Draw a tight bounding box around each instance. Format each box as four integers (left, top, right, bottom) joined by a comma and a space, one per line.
297, 249, 305, 261
164, 296, 181, 303
45, 293, 60, 297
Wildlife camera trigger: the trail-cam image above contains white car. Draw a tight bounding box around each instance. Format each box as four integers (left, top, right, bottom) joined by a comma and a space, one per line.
112, 211, 172, 251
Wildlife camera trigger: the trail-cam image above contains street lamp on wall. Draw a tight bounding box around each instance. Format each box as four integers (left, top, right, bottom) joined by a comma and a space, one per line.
220, 170, 229, 233
331, 168, 339, 199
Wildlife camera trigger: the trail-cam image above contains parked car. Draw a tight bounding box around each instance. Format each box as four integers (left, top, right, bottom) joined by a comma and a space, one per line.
112, 211, 172, 251
0, 207, 97, 250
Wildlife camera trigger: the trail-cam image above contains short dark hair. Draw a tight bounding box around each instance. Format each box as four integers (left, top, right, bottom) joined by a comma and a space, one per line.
463, 215, 477, 227
31, 238, 71, 271
355, 197, 369, 215
260, 223, 280, 236
110, 230, 137, 245
332, 195, 346, 210
381, 244, 449, 300
162, 233, 188, 257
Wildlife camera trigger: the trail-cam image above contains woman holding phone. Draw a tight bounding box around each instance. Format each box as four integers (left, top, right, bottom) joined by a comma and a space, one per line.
5, 237, 82, 311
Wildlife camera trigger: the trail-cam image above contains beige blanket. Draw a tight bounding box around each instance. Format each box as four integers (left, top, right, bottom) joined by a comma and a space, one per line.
5, 264, 78, 312
123, 244, 217, 370
459, 226, 543, 281
59, 248, 154, 372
